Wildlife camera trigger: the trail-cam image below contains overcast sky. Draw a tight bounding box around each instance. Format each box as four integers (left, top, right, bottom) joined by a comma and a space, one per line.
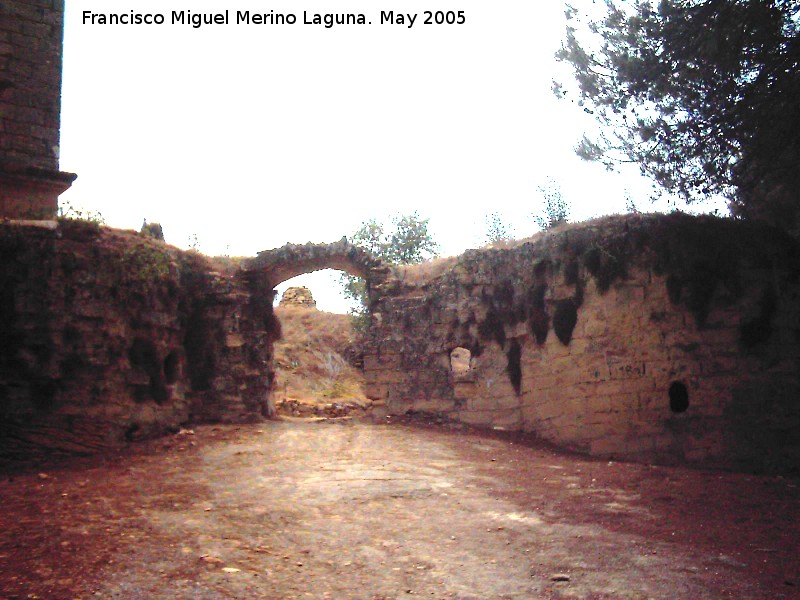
58, 0, 725, 312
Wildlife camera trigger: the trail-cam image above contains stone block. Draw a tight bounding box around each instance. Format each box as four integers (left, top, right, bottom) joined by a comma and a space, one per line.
410, 398, 454, 414
586, 394, 612, 414
365, 383, 389, 401
551, 421, 582, 443
590, 436, 627, 456
580, 314, 609, 338
369, 369, 406, 385
453, 381, 477, 400
363, 352, 402, 371
495, 393, 522, 410
543, 341, 571, 359
525, 374, 558, 392
466, 397, 492, 412
568, 338, 604, 355
651, 433, 676, 451
490, 408, 523, 429
482, 378, 518, 399
533, 399, 563, 422
624, 435, 656, 454
224, 332, 245, 348
456, 409, 496, 426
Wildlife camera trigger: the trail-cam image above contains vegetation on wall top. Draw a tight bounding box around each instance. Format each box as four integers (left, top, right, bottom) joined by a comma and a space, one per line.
438, 213, 800, 354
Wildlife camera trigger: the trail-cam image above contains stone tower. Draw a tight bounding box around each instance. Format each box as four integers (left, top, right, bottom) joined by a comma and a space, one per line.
0, 0, 75, 220
279, 286, 317, 309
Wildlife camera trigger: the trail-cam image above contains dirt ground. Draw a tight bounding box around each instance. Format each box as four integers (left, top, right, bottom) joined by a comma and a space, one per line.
0, 418, 797, 599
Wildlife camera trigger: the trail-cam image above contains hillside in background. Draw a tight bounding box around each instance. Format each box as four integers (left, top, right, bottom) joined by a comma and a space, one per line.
273, 304, 370, 417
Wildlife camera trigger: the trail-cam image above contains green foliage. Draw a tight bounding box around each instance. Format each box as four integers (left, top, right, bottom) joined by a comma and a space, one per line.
483, 212, 514, 244
119, 240, 172, 289
533, 180, 570, 229
555, 0, 800, 235
381, 212, 440, 265
140, 220, 165, 241
345, 301, 371, 335
340, 212, 440, 317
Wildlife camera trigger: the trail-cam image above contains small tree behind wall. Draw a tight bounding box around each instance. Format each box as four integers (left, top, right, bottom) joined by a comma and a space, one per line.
340, 212, 439, 325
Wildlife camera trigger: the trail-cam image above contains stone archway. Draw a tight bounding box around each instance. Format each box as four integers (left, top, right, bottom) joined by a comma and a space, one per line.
238, 238, 393, 417
242, 238, 391, 290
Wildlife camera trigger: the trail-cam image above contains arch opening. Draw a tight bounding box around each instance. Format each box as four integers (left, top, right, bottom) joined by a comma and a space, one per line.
270, 273, 372, 420
244, 239, 389, 290
274, 270, 358, 314
450, 347, 472, 375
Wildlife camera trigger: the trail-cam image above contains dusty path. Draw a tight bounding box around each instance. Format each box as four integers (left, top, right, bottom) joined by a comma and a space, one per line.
0, 419, 798, 599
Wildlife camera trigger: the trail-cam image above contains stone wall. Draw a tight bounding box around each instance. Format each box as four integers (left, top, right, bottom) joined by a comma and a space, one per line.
364, 214, 800, 472
0, 221, 275, 460
0, 0, 75, 218
245, 238, 390, 288
4, 213, 799, 473
280, 286, 317, 309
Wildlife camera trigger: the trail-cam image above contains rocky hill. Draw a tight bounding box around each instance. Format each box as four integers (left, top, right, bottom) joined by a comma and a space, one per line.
273, 288, 369, 418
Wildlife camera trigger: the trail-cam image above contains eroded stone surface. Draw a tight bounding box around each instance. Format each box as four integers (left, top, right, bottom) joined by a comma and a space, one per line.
244, 238, 390, 289
0, 221, 274, 459
279, 286, 316, 309
362, 213, 800, 472
2, 214, 799, 472
0, 0, 75, 219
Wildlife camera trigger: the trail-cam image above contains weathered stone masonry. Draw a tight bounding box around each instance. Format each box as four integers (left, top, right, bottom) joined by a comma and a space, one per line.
364, 214, 800, 472
0, 220, 275, 458
0, 232, 385, 459
4, 0, 796, 473
1, 0, 75, 218
2, 214, 799, 473
243, 237, 391, 289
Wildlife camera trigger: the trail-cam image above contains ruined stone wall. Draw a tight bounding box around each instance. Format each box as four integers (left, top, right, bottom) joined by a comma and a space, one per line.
365, 214, 800, 472
0, 0, 76, 219
0, 221, 275, 460
245, 238, 390, 288
279, 286, 317, 309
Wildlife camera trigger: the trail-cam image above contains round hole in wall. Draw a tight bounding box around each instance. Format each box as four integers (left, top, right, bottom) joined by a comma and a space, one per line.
668, 381, 689, 413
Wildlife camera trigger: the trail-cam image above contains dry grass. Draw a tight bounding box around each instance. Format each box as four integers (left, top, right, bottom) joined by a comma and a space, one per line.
208, 255, 247, 275
272, 306, 367, 406
393, 214, 665, 287
393, 255, 458, 285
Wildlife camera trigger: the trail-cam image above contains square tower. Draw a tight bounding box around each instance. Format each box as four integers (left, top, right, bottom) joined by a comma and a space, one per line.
0, 0, 76, 220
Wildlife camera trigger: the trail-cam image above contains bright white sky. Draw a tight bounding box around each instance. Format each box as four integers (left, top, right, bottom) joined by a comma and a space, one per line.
59, 0, 726, 313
